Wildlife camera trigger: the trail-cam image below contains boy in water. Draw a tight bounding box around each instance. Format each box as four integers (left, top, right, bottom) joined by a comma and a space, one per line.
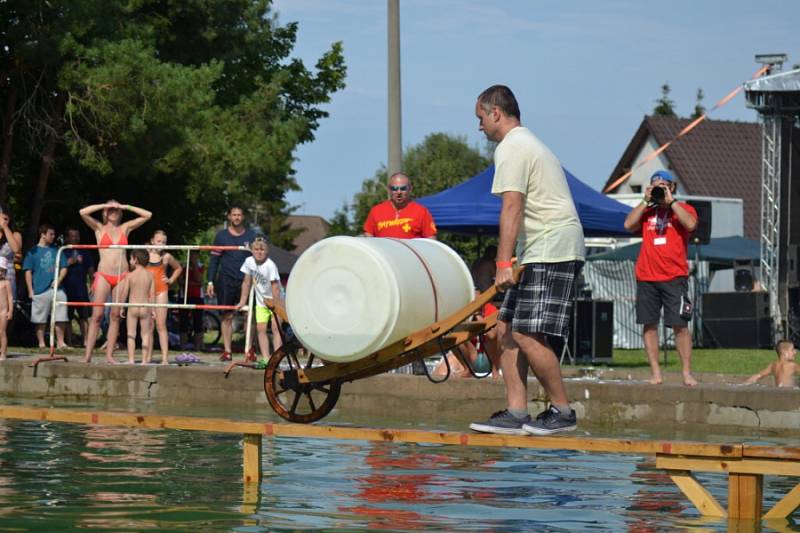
121, 250, 155, 364
0, 257, 13, 360
237, 236, 281, 361
744, 339, 797, 388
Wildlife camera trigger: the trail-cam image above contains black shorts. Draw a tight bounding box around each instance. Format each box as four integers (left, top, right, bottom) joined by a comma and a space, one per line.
636, 277, 689, 327
216, 275, 243, 310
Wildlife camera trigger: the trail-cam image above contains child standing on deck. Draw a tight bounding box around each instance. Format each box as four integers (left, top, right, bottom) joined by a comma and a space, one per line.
145, 230, 183, 366
237, 237, 281, 361
0, 257, 13, 360
744, 339, 798, 388
121, 250, 155, 365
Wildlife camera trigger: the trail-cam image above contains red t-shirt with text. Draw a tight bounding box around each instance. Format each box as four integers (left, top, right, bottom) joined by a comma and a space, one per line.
363, 200, 437, 238
635, 202, 697, 282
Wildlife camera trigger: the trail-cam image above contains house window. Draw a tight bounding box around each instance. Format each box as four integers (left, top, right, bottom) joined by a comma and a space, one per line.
631, 185, 642, 193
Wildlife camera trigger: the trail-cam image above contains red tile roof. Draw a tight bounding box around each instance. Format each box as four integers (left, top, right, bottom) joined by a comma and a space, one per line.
605, 116, 762, 239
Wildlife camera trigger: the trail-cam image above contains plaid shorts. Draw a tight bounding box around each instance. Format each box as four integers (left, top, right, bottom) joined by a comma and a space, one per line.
498, 261, 582, 337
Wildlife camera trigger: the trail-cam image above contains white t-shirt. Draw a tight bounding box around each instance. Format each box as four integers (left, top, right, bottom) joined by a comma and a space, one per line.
240, 257, 280, 307
491, 126, 585, 263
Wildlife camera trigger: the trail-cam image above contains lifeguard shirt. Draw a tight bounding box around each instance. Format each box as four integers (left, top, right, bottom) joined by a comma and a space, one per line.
363, 200, 437, 238
635, 203, 697, 282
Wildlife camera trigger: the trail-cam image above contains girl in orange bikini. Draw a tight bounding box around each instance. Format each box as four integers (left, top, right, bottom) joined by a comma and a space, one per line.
80, 200, 152, 363
144, 230, 182, 365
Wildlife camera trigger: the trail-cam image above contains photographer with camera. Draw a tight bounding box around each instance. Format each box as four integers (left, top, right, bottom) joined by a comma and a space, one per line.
624, 170, 698, 386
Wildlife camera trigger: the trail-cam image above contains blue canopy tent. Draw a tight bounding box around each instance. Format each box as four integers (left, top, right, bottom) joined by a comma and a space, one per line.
417, 165, 632, 237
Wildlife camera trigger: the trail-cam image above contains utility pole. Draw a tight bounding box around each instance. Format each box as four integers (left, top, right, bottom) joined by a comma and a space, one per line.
387, 0, 402, 176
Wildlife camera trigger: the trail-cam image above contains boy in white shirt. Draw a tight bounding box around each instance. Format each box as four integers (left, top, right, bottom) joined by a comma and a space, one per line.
237, 236, 282, 361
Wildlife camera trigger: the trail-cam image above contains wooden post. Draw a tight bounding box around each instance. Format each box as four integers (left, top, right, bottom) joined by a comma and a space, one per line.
243, 433, 262, 484
728, 472, 763, 520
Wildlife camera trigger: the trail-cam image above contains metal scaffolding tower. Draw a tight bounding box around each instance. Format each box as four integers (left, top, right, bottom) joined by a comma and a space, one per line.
745, 56, 800, 341
758, 115, 782, 329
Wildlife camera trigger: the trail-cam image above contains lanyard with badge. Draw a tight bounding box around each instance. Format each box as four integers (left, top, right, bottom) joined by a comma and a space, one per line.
653, 208, 669, 246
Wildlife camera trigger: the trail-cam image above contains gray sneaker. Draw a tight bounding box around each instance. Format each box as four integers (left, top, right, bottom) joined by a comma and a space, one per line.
522, 405, 577, 435
469, 409, 532, 436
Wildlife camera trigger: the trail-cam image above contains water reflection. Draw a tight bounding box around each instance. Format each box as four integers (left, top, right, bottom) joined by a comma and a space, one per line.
0, 418, 796, 531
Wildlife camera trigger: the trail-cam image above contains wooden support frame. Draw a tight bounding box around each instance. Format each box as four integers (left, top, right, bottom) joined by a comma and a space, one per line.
0, 405, 797, 521
657, 453, 800, 519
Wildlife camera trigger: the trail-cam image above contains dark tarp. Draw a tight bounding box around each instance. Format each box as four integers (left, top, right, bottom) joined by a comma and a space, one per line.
417, 165, 632, 237
586, 235, 760, 269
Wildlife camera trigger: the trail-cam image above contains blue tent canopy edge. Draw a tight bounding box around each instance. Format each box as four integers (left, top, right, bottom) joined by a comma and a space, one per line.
417, 165, 632, 237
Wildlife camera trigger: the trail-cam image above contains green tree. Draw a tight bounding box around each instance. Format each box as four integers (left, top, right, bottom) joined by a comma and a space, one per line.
344, 133, 492, 262
0, 0, 345, 248
690, 88, 706, 119
326, 202, 357, 237
653, 82, 677, 117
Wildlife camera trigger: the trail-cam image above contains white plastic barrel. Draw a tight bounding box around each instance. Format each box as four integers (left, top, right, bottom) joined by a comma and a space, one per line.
285, 236, 474, 363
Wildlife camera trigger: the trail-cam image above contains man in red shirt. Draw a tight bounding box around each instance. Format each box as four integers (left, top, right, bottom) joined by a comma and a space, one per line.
624, 170, 698, 386
363, 173, 437, 239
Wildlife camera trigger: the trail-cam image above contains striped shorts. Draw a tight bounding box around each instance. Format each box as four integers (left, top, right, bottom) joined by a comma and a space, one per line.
497, 261, 583, 337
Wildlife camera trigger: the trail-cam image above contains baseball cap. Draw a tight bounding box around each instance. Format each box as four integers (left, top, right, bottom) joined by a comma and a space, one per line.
650, 170, 674, 183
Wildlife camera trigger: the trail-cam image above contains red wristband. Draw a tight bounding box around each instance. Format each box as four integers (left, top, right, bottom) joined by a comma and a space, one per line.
495, 261, 513, 268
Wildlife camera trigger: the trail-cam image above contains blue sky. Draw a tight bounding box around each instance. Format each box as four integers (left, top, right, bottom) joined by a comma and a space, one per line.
273, 0, 799, 221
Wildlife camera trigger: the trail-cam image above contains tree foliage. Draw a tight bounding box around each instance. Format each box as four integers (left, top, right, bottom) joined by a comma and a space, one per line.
691, 88, 706, 120
333, 132, 493, 263
0, 0, 346, 249
652, 82, 677, 117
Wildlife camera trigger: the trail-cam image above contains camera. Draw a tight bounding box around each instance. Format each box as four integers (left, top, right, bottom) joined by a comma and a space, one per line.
651, 186, 665, 202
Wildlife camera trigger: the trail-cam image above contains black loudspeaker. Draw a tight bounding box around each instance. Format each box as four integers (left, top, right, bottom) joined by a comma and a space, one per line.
702, 292, 770, 320
733, 259, 754, 292
686, 200, 712, 245
570, 300, 613, 363
703, 317, 773, 348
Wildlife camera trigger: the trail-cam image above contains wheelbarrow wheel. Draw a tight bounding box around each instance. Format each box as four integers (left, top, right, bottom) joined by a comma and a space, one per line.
264, 341, 341, 423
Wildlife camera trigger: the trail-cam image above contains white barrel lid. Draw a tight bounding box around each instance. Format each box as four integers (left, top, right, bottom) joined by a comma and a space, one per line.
286, 237, 400, 362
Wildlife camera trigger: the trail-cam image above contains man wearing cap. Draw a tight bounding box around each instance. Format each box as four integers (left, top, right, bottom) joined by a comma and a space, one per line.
624, 170, 698, 386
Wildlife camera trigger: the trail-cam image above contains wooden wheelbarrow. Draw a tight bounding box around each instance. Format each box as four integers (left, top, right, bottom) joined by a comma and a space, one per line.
263, 284, 501, 423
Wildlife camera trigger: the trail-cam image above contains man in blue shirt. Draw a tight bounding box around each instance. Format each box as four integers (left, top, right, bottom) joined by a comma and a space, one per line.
23, 224, 69, 349
62, 227, 95, 346
206, 206, 254, 361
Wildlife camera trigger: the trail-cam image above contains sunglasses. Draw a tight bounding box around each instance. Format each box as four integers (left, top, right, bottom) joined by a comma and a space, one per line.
390, 185, 409, 192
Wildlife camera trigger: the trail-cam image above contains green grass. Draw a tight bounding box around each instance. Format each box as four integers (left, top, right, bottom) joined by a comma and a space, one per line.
608, 348, 776, 375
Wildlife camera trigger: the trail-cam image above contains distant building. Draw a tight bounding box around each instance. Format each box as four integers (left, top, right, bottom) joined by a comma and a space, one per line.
286, 215, 330, 255
603, 116, 762, 239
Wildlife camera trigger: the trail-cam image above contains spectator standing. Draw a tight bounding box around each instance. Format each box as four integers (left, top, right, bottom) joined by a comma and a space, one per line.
120, 250, 154, 365
62, 227, 96, 346
623, 170, 698, 386
0, 208, 22, 301
23, 224, 69, 349
144, 230, 183, 365
363, 172, 437, 374
206, 206, 254, 361
363, 173, 437, 238
237, 236, 281, 361
0, 257, 12, 360
80, 200, 152, 364
469, 85, 585, 436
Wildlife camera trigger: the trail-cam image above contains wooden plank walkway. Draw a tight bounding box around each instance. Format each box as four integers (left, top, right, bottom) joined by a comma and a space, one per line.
0, 405, 798, 521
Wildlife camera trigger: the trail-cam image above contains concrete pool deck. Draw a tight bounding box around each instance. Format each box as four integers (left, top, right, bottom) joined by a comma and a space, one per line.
0, 351, 797, 435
